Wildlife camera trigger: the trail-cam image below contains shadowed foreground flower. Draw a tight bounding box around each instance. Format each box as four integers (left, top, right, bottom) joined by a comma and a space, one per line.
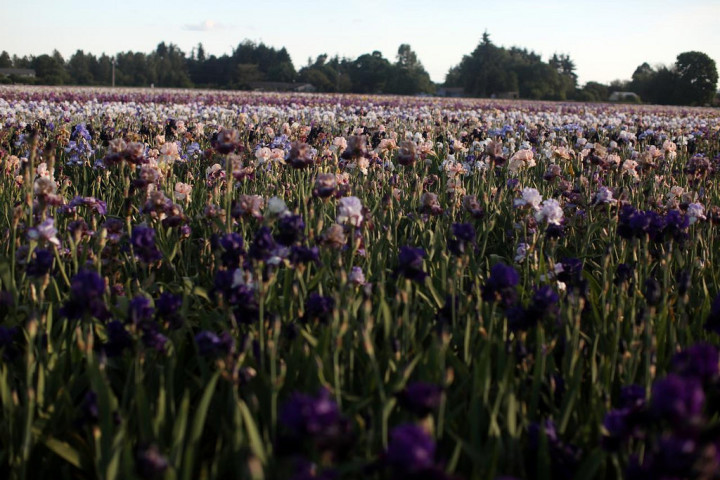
385, 424, 439, 476
135, 444, 168, 479
602, 408, 633, 451
303, 293, 335, 324
620, 384, 646, 409
0, 290, 13, 317
155, 292, 183, 329
289, 245, 320, 266
129, 296, 154, 325
212, 269, 257, 315
670, 343, 719, 382
396, 246, 427, 282
627, 434, 705, 480
214, 232, 245, 268
448, 223, 476, 255
275, 214, 306, 246
556, 257, 585, 289
482, 263, 519, 307
131, 225, 162, 264
614, 263, 634, 287
650, 374, 705, 426
61, 269, 109, 320
397, 382, 443, 417
100, 321, 133, 358
26, 248, 54, 277
279, 388, 352, 454
195, 330, 235, 358
141, 324, 168, 353
248, 226, 279, 262
508, 286, 560, 331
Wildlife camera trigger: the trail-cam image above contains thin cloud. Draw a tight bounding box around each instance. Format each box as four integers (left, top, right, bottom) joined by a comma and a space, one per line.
183, 20, 224, 32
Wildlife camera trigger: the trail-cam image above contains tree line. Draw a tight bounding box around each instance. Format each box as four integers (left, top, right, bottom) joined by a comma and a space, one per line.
444, 33, 578, 100
443, 33, 717, 106
0, 41, 434, 95
1, 36, 717, 105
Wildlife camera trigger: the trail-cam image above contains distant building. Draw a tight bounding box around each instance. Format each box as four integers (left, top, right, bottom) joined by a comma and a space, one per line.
0, 68, 36, 78
436, 87, 465, 98
248, 82, 316, 93
609, 91, 641, 103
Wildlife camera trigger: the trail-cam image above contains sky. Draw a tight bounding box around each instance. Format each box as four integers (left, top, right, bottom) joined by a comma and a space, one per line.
1, 0, 719, 86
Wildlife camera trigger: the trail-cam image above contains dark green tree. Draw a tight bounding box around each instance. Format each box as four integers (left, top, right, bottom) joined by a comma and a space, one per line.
386, 44, 435, 95
68, 50, 95, 85
580, 81, 610, 102
31, 51, 69, 85
90, 54, 113, 85
673, 51, 718, 106
348, 51, 391, 93
444, 33, 575, 99
150, 42, 192, 87
0, 51, 11, 68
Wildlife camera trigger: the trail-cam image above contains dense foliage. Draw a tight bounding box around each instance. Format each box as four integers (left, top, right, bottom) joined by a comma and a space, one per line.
2, 37, 717, 106
628, 52, 719, 106
445, 33, 577, 100
1, 42, 434, 96
0, 86, 719, 480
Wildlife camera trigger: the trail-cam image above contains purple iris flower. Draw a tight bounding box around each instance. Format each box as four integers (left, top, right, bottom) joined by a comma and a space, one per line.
248, 226, 278, 262
651, 374, 705, 426
155, 292, 183, 329
195, 330, 235, 358
385, 424, 436, 474
216, 232, 245, 268
303, 293, 335, 324
27, 248, 54, 277
670, 343, 719, 383
129, 296, 154, 325
395, 246, 427, 282
61, 269, 109, 320
275, 214, 306, 246
131, 226, 162, 263
448, 223, 476, 255
482, 263, 519, 307
279, 388, 351, 454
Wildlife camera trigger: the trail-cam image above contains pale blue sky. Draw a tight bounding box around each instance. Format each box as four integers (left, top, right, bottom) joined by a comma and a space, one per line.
1, 0, 718, 86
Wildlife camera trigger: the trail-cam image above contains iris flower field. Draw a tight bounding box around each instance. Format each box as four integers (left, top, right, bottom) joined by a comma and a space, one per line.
0, 86, 719, 479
